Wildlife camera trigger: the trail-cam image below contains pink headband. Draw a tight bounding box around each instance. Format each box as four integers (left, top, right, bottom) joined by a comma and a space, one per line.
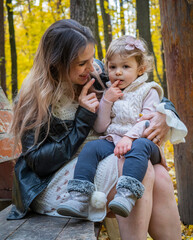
125, 36, 145, 52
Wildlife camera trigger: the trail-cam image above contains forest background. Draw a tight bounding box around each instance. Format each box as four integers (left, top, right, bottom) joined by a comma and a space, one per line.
1, 0, 167, 100
0, 0, 193, 239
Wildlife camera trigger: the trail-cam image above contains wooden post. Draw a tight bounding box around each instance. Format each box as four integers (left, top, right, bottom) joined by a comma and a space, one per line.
159, 0, 193, 224
0, 87, 20, 210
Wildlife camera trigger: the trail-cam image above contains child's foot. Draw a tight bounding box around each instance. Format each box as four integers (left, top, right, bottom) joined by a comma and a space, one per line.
57, 179, 95, 219
108, 188, 136, 217
57, 191, 90, 218
109, 176, 145, 217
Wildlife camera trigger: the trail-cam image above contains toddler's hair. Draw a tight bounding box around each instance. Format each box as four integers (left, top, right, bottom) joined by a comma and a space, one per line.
105, 35, 154, 73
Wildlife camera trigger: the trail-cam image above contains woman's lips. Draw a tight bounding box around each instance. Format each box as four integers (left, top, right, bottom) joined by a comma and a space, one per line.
80, 74, 89, 80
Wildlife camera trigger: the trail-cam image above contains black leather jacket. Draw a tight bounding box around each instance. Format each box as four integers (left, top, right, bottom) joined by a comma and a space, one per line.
7, 106, 97, 220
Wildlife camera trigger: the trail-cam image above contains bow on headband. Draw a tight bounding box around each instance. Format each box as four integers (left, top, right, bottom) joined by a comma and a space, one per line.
125, 36, 145, 52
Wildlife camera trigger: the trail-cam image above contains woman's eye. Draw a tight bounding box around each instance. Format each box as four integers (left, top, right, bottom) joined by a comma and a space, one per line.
79, 62, 85, 66
123, 65, 129, 68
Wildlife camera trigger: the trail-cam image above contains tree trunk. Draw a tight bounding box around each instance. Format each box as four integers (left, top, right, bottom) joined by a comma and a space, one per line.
70, 0, 95, 36
120, 0, 125, 35
136, 0, 153, 54
70, 0, 103, 60
6, 0, 18, 99
161, 41, 167, 98
136, 0, 153, 82
99, 0, 112, 51
159, 0, 193, 224
0, 0, 6, 95
93, 0, 103, 60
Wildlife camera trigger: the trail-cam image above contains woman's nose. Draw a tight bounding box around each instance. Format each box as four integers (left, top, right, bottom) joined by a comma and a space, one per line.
87, 62, 94, 72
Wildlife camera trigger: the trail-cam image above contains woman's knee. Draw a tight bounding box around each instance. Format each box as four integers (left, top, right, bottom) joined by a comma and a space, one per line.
146, 162, 155, 181
153, 164, 173, 191
142, 162, 155, 190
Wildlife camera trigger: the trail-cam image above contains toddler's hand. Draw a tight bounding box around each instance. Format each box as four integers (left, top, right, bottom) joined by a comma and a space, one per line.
104, 80, 124, 102
114, 136, 133, 158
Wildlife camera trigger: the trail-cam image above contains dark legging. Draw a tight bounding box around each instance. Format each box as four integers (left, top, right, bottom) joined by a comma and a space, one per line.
74, 138, 161, 183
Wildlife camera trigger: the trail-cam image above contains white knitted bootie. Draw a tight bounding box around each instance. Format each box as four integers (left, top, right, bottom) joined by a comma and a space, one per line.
57, 179, 95, 219
108, 176, 145, 217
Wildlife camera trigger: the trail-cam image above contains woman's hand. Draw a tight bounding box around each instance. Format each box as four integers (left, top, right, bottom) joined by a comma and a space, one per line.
104, 80, 124, 102
140, 112, 170, 145
78, 79, 99, 113
114, 136, 133, 158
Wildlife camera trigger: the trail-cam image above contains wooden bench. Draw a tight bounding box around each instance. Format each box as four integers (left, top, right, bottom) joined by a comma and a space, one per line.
0, 206, 98, 240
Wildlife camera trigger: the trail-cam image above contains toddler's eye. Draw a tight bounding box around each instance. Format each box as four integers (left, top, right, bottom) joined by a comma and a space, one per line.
109, 65, 115, 69
123, 65, 129, 68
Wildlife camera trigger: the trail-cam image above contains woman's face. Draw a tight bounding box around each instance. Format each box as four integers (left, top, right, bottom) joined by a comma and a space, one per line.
70, 43, 95, 85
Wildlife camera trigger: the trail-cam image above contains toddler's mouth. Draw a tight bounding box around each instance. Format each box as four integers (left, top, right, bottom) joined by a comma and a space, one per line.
118, 80, 124, 84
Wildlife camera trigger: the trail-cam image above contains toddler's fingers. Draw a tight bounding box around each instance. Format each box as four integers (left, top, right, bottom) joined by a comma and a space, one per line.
114, 147, 118, 156
112, 80, 120, 87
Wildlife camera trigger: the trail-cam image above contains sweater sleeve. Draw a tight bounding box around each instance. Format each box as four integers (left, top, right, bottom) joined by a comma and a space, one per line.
93, 96, 113, 133
156, 103, 188, 144
124, 89, 159, 139
161, 97, 179, 118
21, 106, 97, 177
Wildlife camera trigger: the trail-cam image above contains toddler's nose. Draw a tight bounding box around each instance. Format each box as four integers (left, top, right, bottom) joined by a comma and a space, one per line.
116, 69, 122, 75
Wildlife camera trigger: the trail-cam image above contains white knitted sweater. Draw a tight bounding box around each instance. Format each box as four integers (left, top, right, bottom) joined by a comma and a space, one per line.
106, 73, 163, 137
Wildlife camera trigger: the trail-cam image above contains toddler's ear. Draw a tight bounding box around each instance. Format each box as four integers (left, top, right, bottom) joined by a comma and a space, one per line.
138, 66, 146, 76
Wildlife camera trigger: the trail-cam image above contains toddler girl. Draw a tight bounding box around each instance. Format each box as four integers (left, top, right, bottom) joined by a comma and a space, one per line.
57, 35, 187, 218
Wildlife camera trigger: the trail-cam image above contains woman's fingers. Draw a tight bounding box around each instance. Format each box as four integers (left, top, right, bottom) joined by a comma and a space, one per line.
139, 112, 154, 121
79, 78, 95, 98
141, 112, 169, 145
82, 98, 99, 113
145, 128, 164, 146
78, 79, 99, 113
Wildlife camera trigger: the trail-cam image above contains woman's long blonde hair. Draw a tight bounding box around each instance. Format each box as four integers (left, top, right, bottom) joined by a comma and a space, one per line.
10, 19, 95, 148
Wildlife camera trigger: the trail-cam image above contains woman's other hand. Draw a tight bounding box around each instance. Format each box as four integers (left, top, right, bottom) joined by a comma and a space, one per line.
79, 79, 99, 113
140, 112, 170, 145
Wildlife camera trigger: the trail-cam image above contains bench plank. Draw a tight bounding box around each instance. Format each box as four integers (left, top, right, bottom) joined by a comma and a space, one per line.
0, 206, 27, 239
6, 214, 69, 240
0, 206, 96, 240
56, 219, 96, 240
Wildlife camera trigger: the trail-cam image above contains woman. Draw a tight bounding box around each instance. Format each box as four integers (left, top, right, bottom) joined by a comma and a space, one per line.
8, 19, 182, 239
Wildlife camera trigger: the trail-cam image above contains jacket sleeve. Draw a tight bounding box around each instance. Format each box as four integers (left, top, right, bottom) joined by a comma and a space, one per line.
161, 97, 179, 118
21, 106, 97, 178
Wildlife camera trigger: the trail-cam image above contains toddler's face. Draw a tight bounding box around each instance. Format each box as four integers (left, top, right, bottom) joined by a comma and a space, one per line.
108, 54, 141, 89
